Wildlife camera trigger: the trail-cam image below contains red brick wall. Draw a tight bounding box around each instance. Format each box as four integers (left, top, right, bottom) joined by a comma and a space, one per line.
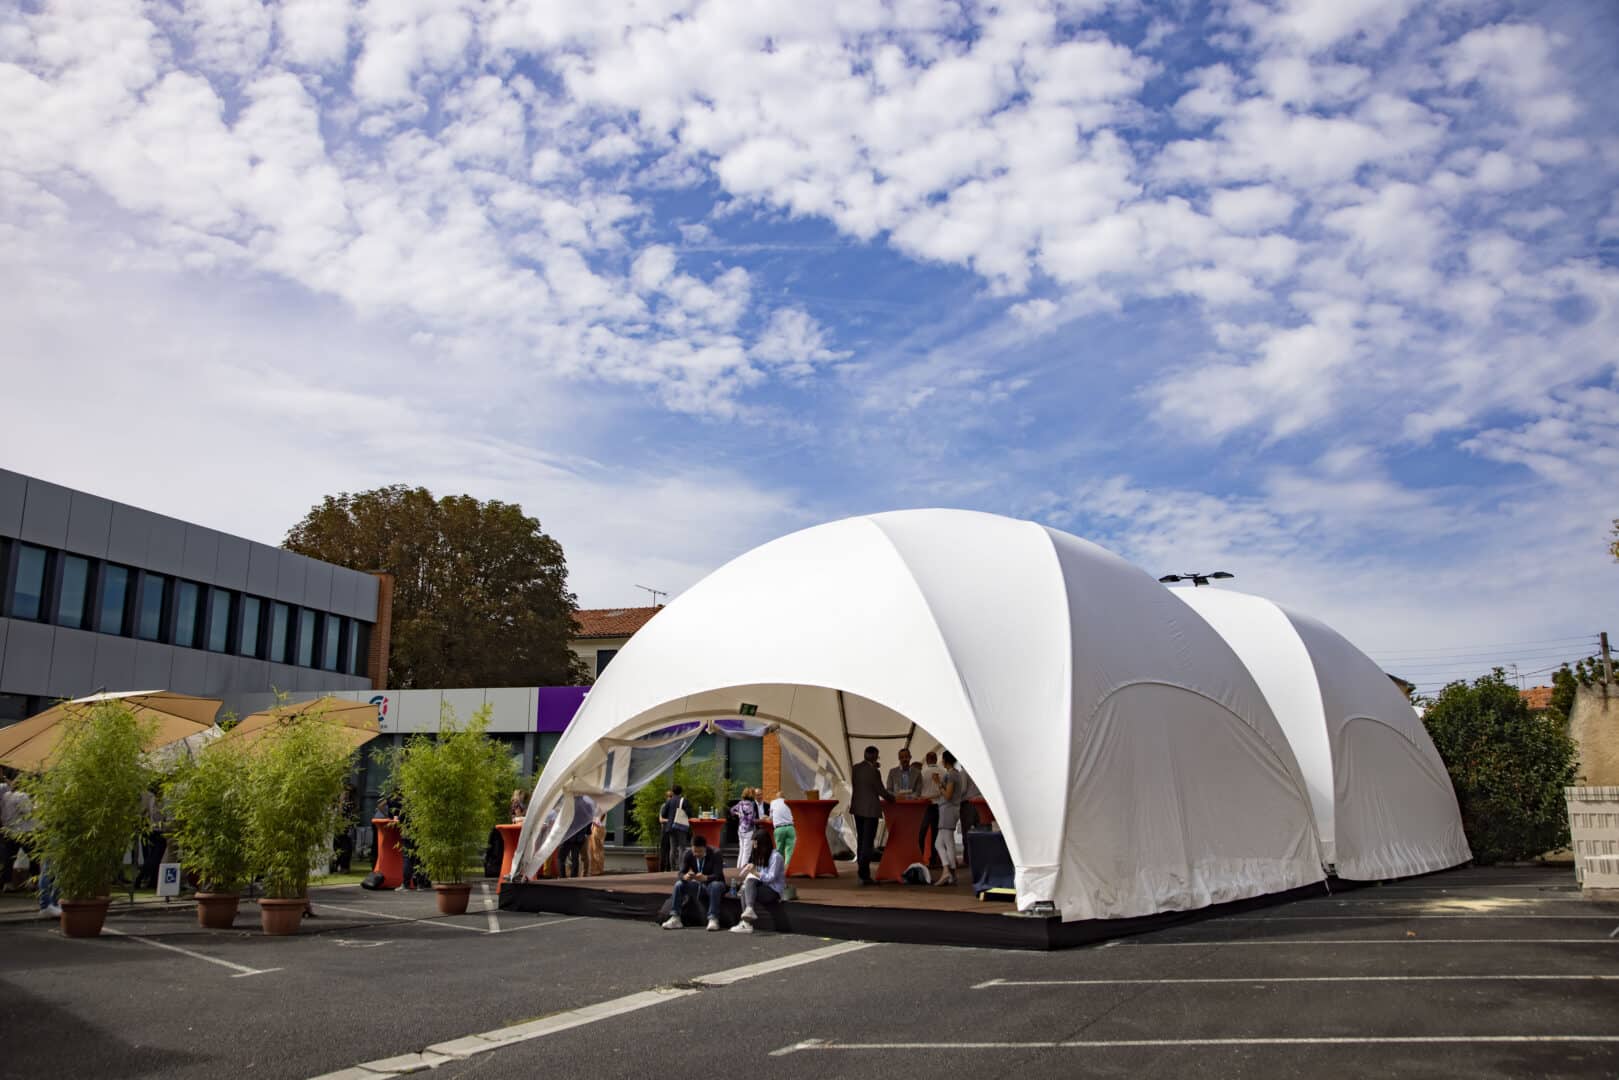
367, 571, 394, 690
762, 730, 782, 797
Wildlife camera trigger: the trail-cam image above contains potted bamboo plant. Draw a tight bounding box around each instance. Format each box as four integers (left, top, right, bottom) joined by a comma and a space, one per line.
22, 702, 153, 937
396, 705, 512, 915
163, 739, 251, 928
242, 712, 353, 934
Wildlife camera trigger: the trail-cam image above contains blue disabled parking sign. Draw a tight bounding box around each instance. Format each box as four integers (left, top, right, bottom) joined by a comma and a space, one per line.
157, 863, 181, 898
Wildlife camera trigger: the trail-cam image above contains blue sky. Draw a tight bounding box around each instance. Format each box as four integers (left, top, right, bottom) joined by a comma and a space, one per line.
1, 0, 1615, 693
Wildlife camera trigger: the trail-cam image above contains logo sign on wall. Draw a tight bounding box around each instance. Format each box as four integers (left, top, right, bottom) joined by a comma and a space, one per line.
370, 694, 390, 730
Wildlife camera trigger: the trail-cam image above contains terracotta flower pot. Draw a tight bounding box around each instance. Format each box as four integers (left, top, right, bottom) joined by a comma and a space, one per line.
644, 853, 660, 873
195, 892, 240, 930
434, 883, 472, 915
259, 897, 306, 935
59, 897, 111, 938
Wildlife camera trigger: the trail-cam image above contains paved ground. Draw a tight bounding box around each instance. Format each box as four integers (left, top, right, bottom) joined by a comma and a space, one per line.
1, 866, 1617, 1079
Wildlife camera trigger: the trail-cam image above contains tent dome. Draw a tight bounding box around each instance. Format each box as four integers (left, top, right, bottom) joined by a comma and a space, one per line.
519, 509, 1326, 921
1173, 587, 1470, 880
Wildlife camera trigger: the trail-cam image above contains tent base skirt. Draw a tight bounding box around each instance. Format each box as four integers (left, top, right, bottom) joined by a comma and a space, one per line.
497, 865, 1338, 951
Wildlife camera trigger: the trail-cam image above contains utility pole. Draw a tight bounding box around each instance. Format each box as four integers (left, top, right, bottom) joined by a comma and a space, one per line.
1601, 631, 1613, 701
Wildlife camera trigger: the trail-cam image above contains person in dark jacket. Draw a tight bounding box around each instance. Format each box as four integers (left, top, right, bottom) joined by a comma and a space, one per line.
661, 833, 727, 930
849, 745, 895, 885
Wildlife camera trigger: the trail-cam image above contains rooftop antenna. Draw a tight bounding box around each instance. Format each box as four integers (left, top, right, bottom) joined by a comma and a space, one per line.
635, 584, 668, 607
1158, 571, 1234, 587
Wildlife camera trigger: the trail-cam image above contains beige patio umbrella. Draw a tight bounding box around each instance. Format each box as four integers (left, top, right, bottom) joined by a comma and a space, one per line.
222, 696, 381, 754
0, 691, 222, 771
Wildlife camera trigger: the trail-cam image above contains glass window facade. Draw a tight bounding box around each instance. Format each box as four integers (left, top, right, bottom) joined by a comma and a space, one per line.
239, 595, 261, 658
173, 581, 200, 648
137, 573, 166, 641
351, 621, 371, 677
10, 543, 47, 620
98, 565, 130, 634
296, 608, 316, 666
57, 555, 89, 629
206, 588, 232, 652
269, 602, 290, 663
323, 616, 342, 671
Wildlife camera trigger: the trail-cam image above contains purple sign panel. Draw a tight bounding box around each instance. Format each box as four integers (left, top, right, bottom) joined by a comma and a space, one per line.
536, 686, 590, 733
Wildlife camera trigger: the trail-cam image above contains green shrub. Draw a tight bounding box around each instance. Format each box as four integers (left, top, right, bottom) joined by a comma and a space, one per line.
18, 702, 153, 900
163, 739, 252, 893
243, 711, 353, 898
627, 753, 732, 846
396, 704, 513, 884
1421, 669, 1578, 864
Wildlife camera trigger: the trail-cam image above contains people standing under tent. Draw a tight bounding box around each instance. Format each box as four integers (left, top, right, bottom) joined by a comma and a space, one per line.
588, 809, 607, 877
558, 794, 595, 878
662, 832, 728, 931
655, 788, 673, 870
0, 770, 22, 892
850, 745, 894, 886
933, 751, 964, 886
958, 765, 981, 834
767, 791, 795, 868
886, 747, 921, 798
730, 826, 786, 933
662, 785, 692, 872
731, 787, 760, 869
917, 750, 944, 867
510, 789, 528, 823
134, 785, 167, 891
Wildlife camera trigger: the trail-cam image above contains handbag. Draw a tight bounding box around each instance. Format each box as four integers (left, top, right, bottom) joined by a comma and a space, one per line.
673, 800, 690, 829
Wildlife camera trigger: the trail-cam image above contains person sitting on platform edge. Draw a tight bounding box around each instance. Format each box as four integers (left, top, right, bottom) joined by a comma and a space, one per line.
663, 832, 728, 931
730, 827, 785, 933
850, 745, 895, 886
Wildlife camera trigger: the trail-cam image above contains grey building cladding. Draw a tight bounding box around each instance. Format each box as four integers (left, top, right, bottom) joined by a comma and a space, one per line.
0, 469, 378, 724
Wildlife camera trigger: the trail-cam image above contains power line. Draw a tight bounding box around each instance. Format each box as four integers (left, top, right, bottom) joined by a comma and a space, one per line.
1368, 635, 1598, 660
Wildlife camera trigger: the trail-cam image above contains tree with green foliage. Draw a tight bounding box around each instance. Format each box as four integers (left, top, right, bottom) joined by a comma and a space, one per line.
1421, 669, 1578, 864
242, 715, 354, 899
163, 739, 253, 893
13, 703, 153, 900
395, 705, 517, 884
284, 485, 587, 688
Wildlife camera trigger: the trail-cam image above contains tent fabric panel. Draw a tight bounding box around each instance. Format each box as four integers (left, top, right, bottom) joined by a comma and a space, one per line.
867, 510, 1073, 902
514, 517, 993, 876
1172, 588, 1337, 861
1285, 608, 1471, 878
1059, 682, 1325, 921
1331, 716, 1473, 880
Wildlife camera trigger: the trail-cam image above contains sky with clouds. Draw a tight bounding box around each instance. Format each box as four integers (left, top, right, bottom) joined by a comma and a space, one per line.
1, 0, 1615, 693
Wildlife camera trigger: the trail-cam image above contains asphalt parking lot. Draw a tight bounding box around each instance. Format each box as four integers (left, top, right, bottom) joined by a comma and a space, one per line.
2, 866, 1617, 1079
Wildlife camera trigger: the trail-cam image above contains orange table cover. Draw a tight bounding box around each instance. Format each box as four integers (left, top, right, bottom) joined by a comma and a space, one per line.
689, 817, 726, 851
875, 798, 932, 882
784, 799, 840, 878
371, 818, 403, 889
496, 823, 523, 888
966, 797, 995, 829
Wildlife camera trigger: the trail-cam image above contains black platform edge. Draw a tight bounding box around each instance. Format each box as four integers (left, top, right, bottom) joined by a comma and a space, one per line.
498, 876, 1341, 951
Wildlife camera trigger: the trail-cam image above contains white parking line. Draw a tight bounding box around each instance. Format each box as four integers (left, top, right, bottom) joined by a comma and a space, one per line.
772, 1035, 1619, 1055
309, 940, 877, 1078
482, 883, 500, 934
313, 902, 486, 932
500, 916, 585, 934
1223, 919, 1619, 926
975, 975, 1619, 989
1115, 938, 1619, 947
102, 928, 280, 978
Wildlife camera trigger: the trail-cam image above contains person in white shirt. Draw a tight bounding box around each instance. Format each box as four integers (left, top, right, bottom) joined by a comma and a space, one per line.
767, 791, 795, 867
933, 751, 965, 886
916, 751, 944, 866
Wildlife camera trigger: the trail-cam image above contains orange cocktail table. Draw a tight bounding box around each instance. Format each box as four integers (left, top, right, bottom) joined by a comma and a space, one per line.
784, 799, 839, 878
496, 823, 523, 888
371, 818, 403, 889
875, 798, 931, 882
689, 817, 726, 852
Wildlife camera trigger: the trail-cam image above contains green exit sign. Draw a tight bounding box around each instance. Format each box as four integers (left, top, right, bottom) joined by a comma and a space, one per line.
738, 703, 758, 716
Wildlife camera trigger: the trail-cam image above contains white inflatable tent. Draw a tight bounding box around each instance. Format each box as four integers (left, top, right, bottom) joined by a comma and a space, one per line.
516, 509, 1326, 922
1173, 588, 1470, 880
